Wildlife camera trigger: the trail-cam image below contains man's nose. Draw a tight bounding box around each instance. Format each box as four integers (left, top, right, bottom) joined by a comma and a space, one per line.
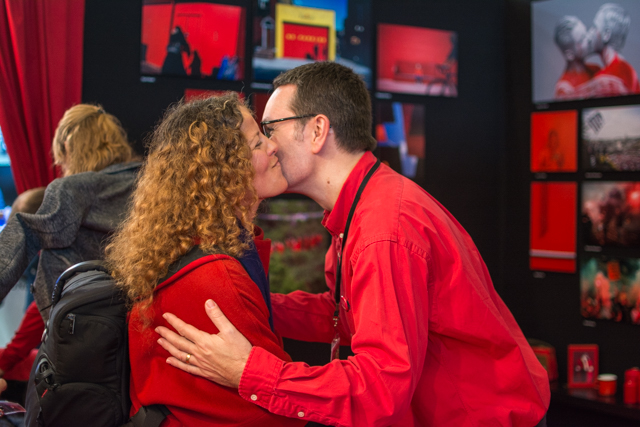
267, 138, 278, 156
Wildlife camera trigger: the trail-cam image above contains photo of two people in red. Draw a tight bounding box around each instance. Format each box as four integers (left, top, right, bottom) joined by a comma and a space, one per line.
554, 3, 639, 100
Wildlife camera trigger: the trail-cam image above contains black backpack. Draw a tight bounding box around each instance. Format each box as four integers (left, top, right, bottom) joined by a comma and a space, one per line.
24, 261, 169, 427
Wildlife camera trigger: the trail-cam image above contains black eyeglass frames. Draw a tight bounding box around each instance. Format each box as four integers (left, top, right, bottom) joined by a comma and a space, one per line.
260, 114, 317, 138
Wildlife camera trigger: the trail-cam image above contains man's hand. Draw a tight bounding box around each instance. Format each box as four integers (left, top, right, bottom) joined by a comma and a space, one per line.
0, 378, 7, 395
156, 299, 253, 389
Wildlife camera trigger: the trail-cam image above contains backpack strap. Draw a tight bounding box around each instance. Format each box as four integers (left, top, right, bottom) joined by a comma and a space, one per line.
51, 260, 109, 306
157, 246, 209, 284
123, 404, 171, 427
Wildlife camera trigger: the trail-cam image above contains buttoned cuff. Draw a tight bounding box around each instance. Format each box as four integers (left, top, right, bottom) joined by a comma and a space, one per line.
238, 346, 285, 410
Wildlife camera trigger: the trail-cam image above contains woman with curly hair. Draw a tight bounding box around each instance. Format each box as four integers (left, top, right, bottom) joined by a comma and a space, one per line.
106, 93, 305, 426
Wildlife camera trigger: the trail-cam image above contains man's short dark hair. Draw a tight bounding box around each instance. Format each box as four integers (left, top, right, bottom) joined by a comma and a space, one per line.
273, 61, 376, 153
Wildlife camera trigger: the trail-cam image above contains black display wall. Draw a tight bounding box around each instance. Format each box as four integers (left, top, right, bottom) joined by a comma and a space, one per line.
83, 0, 508, 367
506, 0, 640, 424
83, 0, 507, 285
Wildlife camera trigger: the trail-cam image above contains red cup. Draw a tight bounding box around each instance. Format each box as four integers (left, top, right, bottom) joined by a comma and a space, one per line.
625, 368, 640, 404
598, 374, 617, 397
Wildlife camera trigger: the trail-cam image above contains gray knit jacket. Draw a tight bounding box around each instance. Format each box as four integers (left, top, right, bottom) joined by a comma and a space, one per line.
0, 161, 141, 321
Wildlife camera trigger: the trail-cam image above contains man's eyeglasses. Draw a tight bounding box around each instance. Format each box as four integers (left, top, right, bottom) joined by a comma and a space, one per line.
260, 114, 317, 138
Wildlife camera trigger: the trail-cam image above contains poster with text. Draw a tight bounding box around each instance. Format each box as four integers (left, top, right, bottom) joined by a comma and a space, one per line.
252, 0, 372, 87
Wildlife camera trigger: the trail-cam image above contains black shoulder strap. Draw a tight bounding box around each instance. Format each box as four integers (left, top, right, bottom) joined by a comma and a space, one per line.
157, 246, 210, 284
122, 248, 212, 427
124, 404, 171, 427
51, 260, 109, 305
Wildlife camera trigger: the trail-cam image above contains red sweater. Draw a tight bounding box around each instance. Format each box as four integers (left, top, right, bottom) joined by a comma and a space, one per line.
128, 231, 305, 427
240, 152, 549, 426
0, 301, 42, 381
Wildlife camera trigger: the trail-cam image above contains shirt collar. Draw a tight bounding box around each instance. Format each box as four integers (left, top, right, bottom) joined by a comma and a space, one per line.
101, 161, 143, 174
322, 151, 377, 237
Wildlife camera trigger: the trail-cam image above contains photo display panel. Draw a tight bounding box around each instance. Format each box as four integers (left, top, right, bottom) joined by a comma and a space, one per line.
580, 255, 640, 325
377, 23, 458, 97
375, 102, 426, 188
532, 0, 640, 103
141, 0, 247, 80
530, 182, 577, 273
582, 181, 640, 248
583, 104, 640, 171
252, 0, 372, 87
530, 110, 578, 172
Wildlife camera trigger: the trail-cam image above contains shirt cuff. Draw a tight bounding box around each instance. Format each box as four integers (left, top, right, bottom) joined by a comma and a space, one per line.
238, 346, 285, 410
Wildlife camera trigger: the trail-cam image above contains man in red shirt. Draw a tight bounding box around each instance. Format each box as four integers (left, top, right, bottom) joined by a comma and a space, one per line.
577, 3, 640, 98
156, 62, 550, 426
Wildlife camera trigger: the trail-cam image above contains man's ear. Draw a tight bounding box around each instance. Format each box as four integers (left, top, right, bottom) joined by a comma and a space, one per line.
602, 28, 612, 44
310, 114, 331, 155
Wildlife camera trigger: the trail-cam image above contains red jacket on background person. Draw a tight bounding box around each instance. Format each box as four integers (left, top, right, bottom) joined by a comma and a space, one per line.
0, 301, 42, 381
128, 228, 305, 427
239, 152, 550, 427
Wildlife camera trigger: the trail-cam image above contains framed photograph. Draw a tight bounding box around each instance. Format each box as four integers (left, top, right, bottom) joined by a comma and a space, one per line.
530, 182, 577, 273
252, 0, 372, 87
531, 0, 640, 103
581, 181, 640, 248
567, 344, 599, 388
533, 347, 559, 382
141, 0, 248, 81
580, 256, 640, 325
583, 104, 640, 171
530, 110, 578, 173
377, 23, 457, 97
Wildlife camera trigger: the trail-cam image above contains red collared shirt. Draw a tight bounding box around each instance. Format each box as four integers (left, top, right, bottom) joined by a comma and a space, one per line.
239, 152, 550, 426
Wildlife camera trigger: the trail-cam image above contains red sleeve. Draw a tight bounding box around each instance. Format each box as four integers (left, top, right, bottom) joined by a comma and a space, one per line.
128, 256, 305, 427
0, 301, 43, 373
270, 245, 351, 344
240, 242, 430, 427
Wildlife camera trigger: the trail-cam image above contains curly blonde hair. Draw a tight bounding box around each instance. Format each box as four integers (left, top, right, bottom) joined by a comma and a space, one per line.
52, 104, 132, 176
106, 93, 257, 310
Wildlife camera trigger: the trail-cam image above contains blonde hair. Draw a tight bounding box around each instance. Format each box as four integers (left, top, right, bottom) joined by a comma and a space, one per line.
106, 93, 257, 312
52, 104, 132, 176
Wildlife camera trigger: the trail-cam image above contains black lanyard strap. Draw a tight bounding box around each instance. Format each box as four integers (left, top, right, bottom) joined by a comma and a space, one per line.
333, 158, 381, 323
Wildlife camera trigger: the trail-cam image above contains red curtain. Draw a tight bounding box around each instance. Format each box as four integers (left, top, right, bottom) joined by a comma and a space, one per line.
0, 0, 85, 193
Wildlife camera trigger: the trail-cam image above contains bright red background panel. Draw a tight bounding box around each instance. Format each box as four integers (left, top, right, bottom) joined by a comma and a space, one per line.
530, 110, 577, 172
142, 2, 245, 78
251, 93, 269, 123
530, 182, 577, 273
377, 23, 454, 81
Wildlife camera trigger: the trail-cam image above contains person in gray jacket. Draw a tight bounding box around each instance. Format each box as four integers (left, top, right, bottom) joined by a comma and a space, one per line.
0, 104, 140, 321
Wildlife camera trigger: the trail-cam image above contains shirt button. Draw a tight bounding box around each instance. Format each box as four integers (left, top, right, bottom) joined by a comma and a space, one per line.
298, 411, 305, 417
339, 233, 344, 239
250, 394, 258, 401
